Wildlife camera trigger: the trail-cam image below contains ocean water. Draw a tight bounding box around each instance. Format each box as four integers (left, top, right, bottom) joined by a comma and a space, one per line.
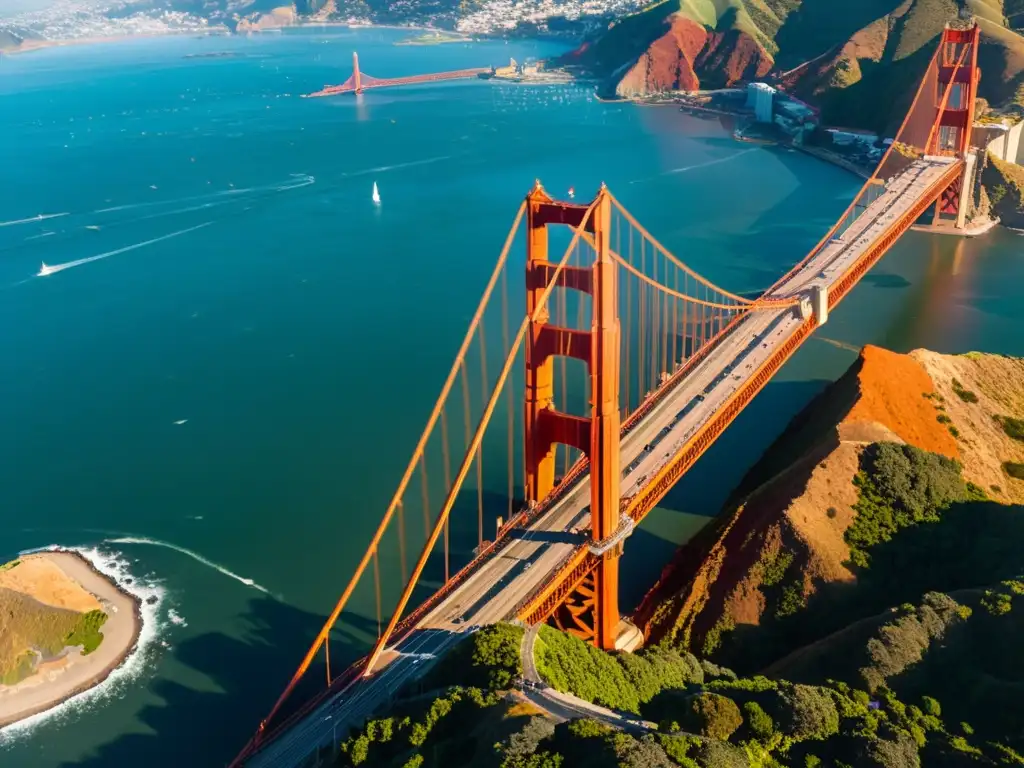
0, 28, 1021, 767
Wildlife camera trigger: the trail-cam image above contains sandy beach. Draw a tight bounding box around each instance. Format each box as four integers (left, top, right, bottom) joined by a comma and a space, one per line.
0, 551, 141, 729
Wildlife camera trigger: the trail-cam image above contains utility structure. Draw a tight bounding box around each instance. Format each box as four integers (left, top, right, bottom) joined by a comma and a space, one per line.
524, 182, 623, 649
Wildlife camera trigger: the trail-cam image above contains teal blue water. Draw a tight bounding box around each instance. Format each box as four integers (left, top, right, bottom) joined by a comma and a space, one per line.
1, 28, 1021, 767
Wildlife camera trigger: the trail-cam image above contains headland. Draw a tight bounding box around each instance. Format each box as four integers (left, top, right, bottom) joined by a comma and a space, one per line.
0, 550, 141, 729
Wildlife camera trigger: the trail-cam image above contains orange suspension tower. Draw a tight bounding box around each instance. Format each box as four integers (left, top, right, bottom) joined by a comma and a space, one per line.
524, 182, 622, 649
928, 23, 982, 228
931, 23, 981, 156
352, 52, 363, 94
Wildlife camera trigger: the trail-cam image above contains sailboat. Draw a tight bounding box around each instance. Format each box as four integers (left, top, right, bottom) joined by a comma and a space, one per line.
372, 182, 381, 205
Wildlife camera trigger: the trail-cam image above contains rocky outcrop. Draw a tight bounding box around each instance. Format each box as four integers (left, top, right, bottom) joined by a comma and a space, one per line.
693, 27, 774, 89
236, 5, 298, 32
634, 345, 1024, 671
614, 15, 772, 96
615, 16, 706, 96
981, 150, 1024, 229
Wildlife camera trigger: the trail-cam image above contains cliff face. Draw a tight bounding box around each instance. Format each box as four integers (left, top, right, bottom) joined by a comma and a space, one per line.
614, 16, 773, 96
982, 150, 1024, 228
635, 345, 1024, 672
579, 0, 1024, 128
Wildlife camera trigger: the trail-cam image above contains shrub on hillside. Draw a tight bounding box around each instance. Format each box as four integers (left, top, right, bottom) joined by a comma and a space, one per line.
858, 593, 969, 691
690, 739, 752, 768
681, 692, 743, 741
535, 627, 704, 713
996, 415, 1024, 442
777, 685, 839, 742
846, 443, 980, 566
501, 716, 555, 761
535, 626, 641, 712
742, 701, 775, 740
421, 623, 523, 692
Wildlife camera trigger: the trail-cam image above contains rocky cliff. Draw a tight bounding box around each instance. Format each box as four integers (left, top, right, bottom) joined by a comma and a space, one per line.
634, 345, 1024, 673
982, 149, 1024, 227
573, 0, 1024, 130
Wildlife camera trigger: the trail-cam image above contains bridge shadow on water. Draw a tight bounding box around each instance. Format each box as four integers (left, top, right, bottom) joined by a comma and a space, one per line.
59, 596, 380, 768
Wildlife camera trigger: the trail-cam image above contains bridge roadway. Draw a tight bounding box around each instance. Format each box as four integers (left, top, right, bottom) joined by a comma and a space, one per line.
246, 156, 958, 767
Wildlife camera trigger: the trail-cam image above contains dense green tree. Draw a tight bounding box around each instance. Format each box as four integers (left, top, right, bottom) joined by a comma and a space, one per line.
682, 693, 744, 741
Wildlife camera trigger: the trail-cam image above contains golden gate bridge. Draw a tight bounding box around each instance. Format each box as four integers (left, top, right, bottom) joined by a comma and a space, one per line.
235, 23, 983, 766
306, 52, 492, 97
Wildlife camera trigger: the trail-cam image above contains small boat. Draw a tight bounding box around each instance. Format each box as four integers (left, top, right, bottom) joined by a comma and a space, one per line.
372, 181, 381, 205
568, 186, 575, 199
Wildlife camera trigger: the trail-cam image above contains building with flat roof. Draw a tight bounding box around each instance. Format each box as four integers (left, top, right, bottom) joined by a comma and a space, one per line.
746, 82, 776, 123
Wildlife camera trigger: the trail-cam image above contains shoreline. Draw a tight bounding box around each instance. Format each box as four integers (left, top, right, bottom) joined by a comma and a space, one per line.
0, 550, 142, 730
0, 21, 439, 57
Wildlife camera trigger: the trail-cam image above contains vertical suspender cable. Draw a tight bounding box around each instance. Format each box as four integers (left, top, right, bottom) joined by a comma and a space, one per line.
501, 263, 513, 523
476, 322, 488, 549
623, 217, 632, 418
440, 407, 452, 584
638, 237, 646, 399
419, 455, 431, 538
253, 203, 526, 739
397, 499, 407, 585
558, 264, 568, 476
651, 243, 659, 388
373, 548, 382, 638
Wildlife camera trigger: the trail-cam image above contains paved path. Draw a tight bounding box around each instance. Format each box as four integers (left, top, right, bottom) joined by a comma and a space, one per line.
518, 624, 657, 733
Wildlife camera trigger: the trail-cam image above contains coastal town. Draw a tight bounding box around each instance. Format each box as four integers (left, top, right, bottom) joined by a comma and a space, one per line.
0, 0, 644, 50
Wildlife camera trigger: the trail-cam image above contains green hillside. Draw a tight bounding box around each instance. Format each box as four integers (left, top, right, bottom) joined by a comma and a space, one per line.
573, 0, 1024, 129
332, 621, 1023, 767
0, 580, 108, 686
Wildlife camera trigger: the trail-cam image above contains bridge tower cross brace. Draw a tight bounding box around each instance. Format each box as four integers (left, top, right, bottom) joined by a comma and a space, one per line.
523, 182, 622, 650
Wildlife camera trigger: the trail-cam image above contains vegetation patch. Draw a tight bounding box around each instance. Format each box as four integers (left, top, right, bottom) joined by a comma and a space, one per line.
419, 623, 523, 693
0, 591, 107, 685
535, 626, 702, 714
1004, 462, 1024, 481
845, 443, 984, 567
996, 415, 1024, 442
951, 379, 979, 404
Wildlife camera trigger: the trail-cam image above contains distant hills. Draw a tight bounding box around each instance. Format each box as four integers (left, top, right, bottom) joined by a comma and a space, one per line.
568, 0, 1024, 130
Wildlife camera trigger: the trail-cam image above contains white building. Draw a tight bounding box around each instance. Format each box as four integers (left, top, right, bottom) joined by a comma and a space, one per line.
746, 82, 775, 123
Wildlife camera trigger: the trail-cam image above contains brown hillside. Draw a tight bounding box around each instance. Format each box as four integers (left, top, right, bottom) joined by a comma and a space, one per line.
576, 0, 1024, 127
635, 346, 1021, 663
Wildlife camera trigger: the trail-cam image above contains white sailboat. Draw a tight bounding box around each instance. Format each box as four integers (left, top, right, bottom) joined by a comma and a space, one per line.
372, 182, 381, 205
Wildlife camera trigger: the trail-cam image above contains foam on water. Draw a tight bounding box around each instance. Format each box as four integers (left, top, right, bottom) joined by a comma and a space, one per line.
0, 545, 168, 743
105, 537, 271, 594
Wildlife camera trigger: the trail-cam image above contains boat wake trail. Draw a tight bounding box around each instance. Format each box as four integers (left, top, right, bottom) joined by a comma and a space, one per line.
94, 174, 315, 214
38, 222, 212, 277
629, 149, 758, 184
343, 156, 452, 178
106, 536, 271, 594
0, 213, 69, 228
